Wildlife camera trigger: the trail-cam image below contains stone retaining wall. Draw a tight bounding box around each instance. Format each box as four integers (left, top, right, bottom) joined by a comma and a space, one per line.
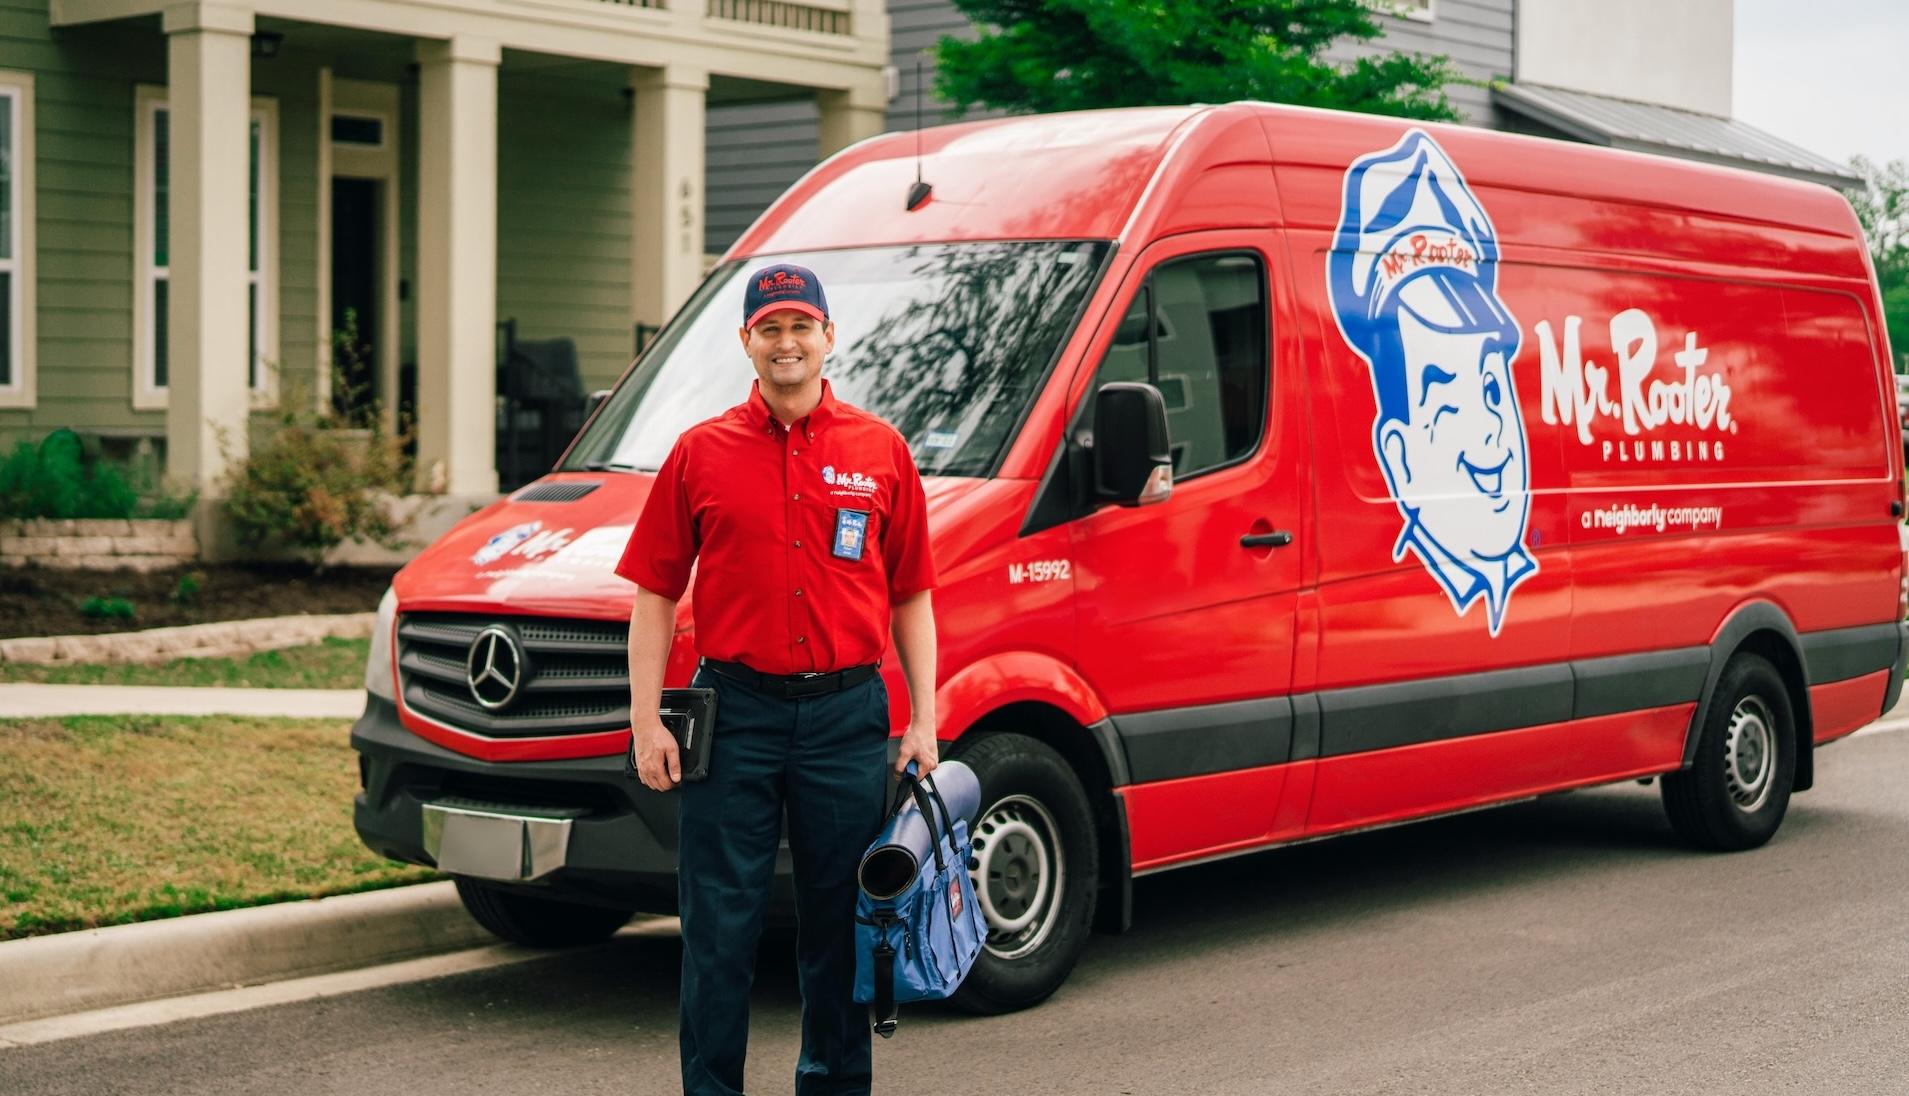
0, 612, 375, 665
0, 519, 199, 572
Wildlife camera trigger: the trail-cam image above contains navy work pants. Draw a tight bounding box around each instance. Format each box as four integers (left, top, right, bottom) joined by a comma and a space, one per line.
677, 665, 890, 1096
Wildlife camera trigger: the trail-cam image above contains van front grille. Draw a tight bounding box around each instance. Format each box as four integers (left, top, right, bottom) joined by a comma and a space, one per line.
396, 612, 631, 737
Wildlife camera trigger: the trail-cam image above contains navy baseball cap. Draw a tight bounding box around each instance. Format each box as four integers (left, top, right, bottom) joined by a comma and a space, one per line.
743, 263, 830, 330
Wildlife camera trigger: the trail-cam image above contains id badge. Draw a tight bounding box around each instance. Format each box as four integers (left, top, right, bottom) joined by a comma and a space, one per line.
833, 509, 869, 561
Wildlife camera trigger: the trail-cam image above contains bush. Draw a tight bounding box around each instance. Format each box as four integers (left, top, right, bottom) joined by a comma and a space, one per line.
171, 571, 206, 606
221, 422, 410, 567
79, 595, 136, 621
0, 430, 195, 521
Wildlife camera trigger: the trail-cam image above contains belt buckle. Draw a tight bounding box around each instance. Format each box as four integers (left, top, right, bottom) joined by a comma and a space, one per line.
785, 671, 832, 698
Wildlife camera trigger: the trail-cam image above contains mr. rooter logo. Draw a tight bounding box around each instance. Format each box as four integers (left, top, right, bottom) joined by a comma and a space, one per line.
758, 270, 808, 294
1535, 311, 1736, 465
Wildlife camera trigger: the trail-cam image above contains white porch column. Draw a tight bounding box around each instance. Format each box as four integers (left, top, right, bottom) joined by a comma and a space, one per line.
162, 2, 252, 494
416, 35, 499, 496
817, 81, 887, 159
629, 64, 707, 333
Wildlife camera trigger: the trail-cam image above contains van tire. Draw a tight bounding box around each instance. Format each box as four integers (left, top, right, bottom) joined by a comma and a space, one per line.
453, 877, 634, 947
1661, 653, 1796, 851
947, 733, 1100, 1015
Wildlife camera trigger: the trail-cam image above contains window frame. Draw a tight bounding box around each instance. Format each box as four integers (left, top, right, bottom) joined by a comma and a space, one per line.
1089, 247, 1272, 487
133, 85, 279, 411
0, 70, 35, 409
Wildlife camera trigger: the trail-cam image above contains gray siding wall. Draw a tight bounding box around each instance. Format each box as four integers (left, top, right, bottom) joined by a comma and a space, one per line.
705, 0, 975, 255
703, 0, 1516, 255
1325, 0, 1515, 127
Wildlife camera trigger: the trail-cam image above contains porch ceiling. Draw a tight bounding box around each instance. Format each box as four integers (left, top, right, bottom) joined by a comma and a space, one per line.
51, 0, 888, 94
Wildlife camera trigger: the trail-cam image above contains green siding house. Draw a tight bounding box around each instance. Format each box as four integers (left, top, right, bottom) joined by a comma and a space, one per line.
0, 0, 887, 508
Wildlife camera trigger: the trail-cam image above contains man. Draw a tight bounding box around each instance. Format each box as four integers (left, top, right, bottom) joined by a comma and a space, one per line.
616, 262, 940, 1096
1326, 129, 1538, 635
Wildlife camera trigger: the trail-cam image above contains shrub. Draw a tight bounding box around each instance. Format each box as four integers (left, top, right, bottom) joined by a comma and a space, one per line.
79, 595, 136, 621
171, 571, 206, 606
0, 430, 196, 521
220, 422, 410, 567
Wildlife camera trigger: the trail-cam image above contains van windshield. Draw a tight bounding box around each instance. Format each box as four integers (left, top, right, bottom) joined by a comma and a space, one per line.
562, 240, 1110, 478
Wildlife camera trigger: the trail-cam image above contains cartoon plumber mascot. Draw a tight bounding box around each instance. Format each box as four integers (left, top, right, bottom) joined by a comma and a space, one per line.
1327, 129, 1537, 636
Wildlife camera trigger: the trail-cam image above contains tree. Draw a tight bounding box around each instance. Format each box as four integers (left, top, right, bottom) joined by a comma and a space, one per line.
935, 0, 1461, 121
1849, 156, 1909, 368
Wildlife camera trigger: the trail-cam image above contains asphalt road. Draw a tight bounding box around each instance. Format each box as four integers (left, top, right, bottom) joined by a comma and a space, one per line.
6, 727, 1908, 1096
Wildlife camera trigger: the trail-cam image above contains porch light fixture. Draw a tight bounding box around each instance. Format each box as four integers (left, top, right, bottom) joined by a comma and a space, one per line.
251, 31, 283, 60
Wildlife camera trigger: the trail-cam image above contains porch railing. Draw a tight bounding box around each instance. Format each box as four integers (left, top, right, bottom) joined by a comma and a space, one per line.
705, 0, 852, 36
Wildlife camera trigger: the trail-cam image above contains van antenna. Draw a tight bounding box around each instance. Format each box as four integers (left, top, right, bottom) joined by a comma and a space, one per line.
906, 59, 933, 211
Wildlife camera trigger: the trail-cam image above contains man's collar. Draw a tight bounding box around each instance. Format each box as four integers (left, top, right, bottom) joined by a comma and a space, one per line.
745, 379, 837, 438
1394, 519, 1538, 636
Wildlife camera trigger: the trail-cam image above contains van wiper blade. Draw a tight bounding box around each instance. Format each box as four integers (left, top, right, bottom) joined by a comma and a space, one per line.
583, 460, 643, 472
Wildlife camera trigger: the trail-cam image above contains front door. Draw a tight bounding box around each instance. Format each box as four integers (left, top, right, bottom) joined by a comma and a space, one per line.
1067, 232, 1307, 868
331, 176, 380, 423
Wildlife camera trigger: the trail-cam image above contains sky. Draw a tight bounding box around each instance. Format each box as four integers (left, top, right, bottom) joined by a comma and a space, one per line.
1734, 0, 1909, 169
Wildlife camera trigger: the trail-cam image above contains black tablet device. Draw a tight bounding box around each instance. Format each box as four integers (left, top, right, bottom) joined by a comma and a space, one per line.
625, 687, 719, 784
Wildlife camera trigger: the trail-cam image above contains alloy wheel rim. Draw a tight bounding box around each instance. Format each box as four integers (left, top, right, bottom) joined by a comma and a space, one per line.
968, 794, 1064, 961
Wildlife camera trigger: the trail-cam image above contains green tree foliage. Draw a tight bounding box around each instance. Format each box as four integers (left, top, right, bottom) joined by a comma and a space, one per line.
935, 0, 1461, 121
1848, 156, 1909, 368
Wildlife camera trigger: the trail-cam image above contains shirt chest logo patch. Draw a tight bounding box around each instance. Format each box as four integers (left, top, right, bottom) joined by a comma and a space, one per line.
833, 509, 869, 561
821, 464, 880, 499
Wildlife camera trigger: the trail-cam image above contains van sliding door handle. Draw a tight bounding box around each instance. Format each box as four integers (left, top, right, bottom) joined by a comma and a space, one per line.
1240, 531, 1293, 549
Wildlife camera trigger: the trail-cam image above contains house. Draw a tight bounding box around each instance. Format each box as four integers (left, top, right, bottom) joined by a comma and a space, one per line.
0, 0, 889, 516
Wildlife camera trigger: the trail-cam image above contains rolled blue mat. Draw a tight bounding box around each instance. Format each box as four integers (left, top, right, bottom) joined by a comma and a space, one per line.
857, 760, 981, 901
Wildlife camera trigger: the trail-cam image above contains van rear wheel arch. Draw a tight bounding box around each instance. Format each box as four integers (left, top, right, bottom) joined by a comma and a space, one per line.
1689, 605, 1814, 793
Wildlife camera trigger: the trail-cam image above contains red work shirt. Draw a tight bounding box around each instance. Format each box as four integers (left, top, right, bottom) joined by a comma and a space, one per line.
615, 379, 937, 675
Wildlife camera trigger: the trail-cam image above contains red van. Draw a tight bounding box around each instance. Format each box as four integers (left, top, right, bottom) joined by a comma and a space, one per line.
352, 103, 1905, 1012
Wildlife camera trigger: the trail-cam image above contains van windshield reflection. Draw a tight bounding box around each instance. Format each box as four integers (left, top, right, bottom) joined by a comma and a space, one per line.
562, 241, 1110, 479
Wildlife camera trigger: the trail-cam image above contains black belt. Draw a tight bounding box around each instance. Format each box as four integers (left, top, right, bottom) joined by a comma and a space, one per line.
702, 659, 879, 700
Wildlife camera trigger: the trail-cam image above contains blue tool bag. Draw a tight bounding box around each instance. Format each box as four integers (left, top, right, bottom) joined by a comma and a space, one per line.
852, 763, 987, 1038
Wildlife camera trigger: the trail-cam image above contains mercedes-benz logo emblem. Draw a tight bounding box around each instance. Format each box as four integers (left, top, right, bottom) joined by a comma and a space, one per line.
466, 625, 528, 711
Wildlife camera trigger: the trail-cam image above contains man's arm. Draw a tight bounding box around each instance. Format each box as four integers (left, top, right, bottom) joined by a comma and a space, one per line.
890, 589, 938, 775
628, 587, 683, 790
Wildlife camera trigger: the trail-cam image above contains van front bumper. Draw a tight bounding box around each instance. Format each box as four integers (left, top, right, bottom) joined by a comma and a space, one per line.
350, 694, 797, 915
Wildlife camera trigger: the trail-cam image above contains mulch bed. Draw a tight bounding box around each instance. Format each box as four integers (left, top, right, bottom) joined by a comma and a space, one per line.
0, 562, 398, 640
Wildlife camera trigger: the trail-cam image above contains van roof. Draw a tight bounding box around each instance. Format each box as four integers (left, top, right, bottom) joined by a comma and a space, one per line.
727, 102, 1865, 270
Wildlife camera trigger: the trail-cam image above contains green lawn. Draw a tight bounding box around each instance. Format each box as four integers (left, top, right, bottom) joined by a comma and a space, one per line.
0, 637, 370, 690
0, 714, 437, 939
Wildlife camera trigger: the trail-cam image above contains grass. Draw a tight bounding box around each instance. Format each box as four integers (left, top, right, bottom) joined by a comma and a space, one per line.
0, 636, 370, 689
0, 714, 438, 939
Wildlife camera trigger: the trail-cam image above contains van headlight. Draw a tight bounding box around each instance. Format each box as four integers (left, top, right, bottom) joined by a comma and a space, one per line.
365, 587, 398, 700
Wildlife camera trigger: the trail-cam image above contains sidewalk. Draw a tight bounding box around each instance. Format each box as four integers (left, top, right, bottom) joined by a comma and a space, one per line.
0, 683, 366, 719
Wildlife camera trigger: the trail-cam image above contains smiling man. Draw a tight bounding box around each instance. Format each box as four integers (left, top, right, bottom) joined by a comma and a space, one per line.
1327, 130, 1537, 635
616, 262, 939, 1096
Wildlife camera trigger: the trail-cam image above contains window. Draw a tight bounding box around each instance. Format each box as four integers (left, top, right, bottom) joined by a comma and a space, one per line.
1090, 252, 1269, 480
0, 70, 33, 408
134, 87, 277, 410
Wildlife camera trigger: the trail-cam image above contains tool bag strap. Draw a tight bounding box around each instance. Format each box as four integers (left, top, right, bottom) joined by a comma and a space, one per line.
892, 768, 957, 875
871, 913, 899, 1038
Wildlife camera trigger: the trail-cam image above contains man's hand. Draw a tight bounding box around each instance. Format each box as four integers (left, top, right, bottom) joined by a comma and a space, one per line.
632, 714, 682, 791
895, 720, 938, 776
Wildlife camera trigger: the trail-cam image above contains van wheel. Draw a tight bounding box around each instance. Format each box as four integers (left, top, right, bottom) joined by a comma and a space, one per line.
947, 733, 1099, 1014
453, 877, 634, 947
1661, 653, 1796, 851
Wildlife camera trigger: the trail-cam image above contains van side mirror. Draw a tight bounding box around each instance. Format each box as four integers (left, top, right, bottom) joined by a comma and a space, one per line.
1092, 382, 1174, 506
585, 389, 612, 420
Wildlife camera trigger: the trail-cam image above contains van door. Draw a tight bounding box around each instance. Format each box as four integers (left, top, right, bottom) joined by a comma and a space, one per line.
1066, 232, 1307, 869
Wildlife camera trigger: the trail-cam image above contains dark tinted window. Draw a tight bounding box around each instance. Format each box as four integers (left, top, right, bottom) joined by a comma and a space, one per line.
564, 241, 1109, 478
1089, 252, 1268, 478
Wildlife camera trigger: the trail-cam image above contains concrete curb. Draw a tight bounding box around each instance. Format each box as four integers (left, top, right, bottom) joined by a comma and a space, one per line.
0, 611, 375, 666
0, 881, 491, 1026
0, 683, 367, 718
